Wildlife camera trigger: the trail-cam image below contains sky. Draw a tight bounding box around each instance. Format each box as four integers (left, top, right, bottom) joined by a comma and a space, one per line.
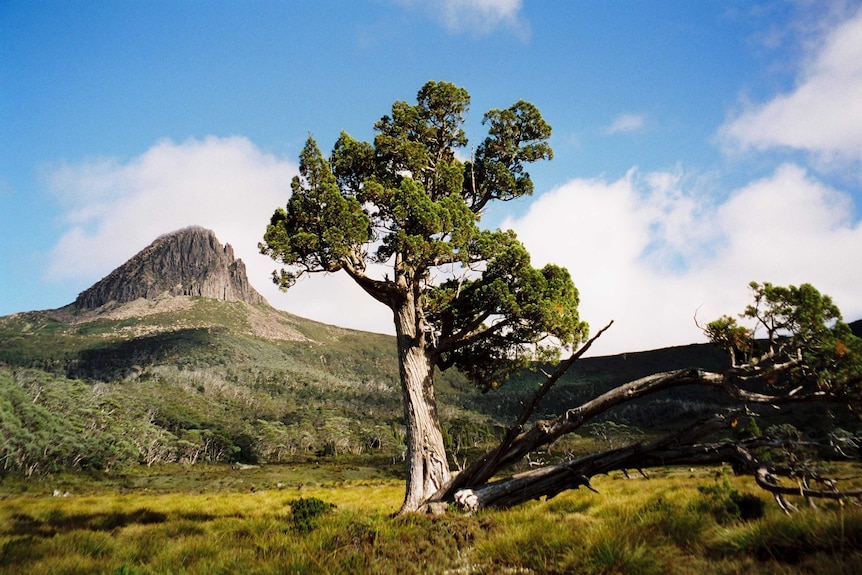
2, 0, 862, 357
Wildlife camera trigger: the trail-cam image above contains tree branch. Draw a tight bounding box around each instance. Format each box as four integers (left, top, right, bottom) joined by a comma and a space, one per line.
436, 310, 496, 354
437, 353, 840, 502
341, 259, 402, 309
434, 321, 613, 499
450, 414, 735, 510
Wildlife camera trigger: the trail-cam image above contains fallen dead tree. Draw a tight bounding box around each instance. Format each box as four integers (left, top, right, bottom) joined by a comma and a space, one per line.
425, 282, 862, 513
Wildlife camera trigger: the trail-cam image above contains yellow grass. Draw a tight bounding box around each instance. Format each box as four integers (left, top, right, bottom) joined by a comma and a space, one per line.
2, 467, 862, 574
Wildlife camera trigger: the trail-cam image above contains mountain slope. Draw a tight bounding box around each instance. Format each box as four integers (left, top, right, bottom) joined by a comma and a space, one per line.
0, 292, 731, 475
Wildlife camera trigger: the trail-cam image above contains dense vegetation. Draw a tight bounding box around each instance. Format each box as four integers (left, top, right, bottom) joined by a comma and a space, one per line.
2, 296, 862, 570
1, 300, 435, 475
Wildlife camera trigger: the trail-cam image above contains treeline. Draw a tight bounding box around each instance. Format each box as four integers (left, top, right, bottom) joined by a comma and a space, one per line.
0, 366, 498, 477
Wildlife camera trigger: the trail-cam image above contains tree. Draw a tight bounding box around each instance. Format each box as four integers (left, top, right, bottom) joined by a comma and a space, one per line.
263, 81, 862, 514
261, 81, 586, 512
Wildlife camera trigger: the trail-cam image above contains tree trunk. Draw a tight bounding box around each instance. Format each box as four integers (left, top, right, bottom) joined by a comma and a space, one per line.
451, 415, 733, 511
394, 298, 451, 513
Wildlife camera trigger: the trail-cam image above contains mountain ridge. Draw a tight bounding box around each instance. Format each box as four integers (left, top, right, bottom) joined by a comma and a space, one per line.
69, 226, 266, 314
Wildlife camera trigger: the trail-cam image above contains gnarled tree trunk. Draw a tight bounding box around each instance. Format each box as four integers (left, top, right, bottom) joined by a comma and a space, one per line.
394, 297, 450, 513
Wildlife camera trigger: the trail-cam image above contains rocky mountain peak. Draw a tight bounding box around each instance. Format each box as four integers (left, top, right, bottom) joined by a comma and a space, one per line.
72, 226, 267, 311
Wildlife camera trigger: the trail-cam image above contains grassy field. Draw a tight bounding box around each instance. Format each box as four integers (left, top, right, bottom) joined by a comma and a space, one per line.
2, 463, 862, 574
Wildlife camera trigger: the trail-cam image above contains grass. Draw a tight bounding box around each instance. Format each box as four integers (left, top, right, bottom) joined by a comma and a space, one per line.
2, 464, 862, 574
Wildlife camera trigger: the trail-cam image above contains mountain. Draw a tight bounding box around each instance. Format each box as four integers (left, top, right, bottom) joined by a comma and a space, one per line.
70, 226, 266, 314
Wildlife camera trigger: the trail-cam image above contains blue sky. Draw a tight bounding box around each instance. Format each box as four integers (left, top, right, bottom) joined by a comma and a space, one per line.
2, 0, 861, 355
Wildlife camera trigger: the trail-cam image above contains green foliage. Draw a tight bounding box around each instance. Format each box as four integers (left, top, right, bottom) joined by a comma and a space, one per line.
0, 369, 138, 476
260, 80, 587, 392
262, 138, 371, 289
697, 474, 765, 525
706, 281, 862, 415
733, 415, 762, 440
704, 314, 752, 365
745, 282, 862, 392
289, 497, 334, 534
430, 230, 587, 390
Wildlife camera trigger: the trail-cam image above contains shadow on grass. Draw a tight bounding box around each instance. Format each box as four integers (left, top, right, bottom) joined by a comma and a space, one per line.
5, 508, 221, 537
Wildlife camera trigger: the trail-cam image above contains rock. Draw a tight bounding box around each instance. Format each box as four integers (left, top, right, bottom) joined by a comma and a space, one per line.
72, 226, 267, 310
454, 489, 479, 512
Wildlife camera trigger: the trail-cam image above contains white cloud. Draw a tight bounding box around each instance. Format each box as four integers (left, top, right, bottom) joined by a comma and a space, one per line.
397, 0, 528, 38
603, 113, 646, 135
44, 136, 395, 335
503, 164, 862, 356
721, 5, 862, 170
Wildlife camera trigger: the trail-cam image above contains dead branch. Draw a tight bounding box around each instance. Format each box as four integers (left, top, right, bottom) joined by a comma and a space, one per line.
432, 349, 849, 509
435, 320, 613, 499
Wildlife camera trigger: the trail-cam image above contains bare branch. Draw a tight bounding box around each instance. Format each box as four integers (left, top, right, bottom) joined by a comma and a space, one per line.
435, 321, 613, 499
437, 353, 841, 504
515, 320, 615, 430
341, 259, 402, 309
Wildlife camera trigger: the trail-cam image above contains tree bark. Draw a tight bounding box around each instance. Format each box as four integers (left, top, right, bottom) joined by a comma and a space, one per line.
451, 414, 734, 510
394, 297, 451, 513
427, 357, 857, 512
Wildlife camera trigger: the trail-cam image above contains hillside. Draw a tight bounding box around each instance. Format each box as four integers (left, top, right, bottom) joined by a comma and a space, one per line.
0, 291, 737, 477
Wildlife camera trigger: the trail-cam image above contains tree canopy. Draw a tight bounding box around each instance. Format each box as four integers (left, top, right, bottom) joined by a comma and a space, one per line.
261, 80, 587, 390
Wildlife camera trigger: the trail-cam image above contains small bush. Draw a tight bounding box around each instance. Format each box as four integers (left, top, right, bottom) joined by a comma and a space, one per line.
697, 476, 765, 524
289, 497, 334, 534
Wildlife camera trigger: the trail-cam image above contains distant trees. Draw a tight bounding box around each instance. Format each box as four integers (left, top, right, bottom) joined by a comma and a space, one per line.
0, 364, 414, 475
0, 369, 138, 476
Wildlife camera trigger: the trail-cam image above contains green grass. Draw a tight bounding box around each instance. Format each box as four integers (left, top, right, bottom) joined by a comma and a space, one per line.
2, 465, 862, 574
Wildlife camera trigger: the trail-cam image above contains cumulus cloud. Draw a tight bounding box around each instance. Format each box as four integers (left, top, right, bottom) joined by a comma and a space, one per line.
603, 113, 646, 135
397, 0, 528, 38
44, 136, 394, 334
503, 164, 862, 356
720, 5, 862, 170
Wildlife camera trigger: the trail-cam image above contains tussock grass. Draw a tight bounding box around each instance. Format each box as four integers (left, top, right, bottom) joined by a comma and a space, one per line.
2, 467, 862, 574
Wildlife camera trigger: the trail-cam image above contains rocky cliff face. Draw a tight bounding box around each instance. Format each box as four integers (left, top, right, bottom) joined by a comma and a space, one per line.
73, 226, 267, 311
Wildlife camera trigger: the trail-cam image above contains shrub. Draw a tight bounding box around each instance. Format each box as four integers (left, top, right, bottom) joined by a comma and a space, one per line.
289, 497, 334, 534
697, 476, 765, 524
